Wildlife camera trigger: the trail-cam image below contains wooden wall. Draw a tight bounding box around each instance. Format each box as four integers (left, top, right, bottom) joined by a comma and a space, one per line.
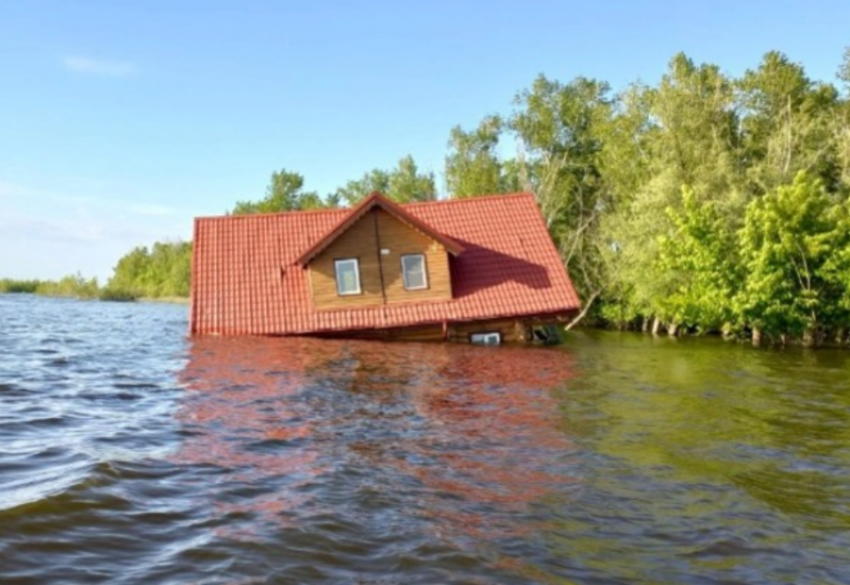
308, 209, 384, 309
376, 210, 452, 304
308, 209, 452, 310
316, 316, 567, 343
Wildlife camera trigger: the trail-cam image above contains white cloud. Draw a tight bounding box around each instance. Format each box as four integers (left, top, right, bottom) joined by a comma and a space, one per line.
62, 55, 135, 77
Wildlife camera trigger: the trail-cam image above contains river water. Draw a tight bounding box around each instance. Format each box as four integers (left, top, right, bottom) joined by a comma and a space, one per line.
1, 294, 849, 584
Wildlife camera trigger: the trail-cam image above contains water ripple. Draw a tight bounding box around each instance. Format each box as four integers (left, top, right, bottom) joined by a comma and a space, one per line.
1, 297, 850, 583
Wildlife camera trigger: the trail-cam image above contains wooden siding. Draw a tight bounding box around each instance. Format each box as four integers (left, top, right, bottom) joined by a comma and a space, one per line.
309, 209, 452, 310
308, 209, 384, 309
376, 210, 452, 304
316, 315, 571, 343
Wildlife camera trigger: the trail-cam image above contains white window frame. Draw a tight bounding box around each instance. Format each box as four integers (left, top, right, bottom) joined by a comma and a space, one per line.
470, 332, 501, 346
401, 254, 428, 291
334, 258, 361, 296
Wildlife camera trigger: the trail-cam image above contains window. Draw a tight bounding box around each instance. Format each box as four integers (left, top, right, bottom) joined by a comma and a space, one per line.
401, 254, 428, 290
334, 258, 361, 295
470, 332, 501, 346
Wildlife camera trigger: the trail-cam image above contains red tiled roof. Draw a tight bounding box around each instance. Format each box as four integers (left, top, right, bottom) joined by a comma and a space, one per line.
191, 193, 581, 335
295, 191, 464, 265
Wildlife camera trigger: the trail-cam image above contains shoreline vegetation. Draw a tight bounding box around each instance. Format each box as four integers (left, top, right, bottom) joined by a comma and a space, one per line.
5, 48, 850, 348
0, 240, 191, 304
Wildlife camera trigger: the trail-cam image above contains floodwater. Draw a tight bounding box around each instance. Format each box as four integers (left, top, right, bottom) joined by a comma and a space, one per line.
1, 295, 849, 584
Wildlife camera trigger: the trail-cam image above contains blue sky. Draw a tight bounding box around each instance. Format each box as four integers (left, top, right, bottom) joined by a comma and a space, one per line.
1, 0, 849, 280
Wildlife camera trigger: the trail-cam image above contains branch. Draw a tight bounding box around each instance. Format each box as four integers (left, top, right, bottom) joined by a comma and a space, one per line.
564, 289, 601, 331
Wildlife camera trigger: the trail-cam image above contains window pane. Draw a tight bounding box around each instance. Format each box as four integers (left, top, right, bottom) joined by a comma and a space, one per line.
402, 255, 427, 290
406, 270, 426, 289
335, 259, 360, 295
403, 255, 423, 273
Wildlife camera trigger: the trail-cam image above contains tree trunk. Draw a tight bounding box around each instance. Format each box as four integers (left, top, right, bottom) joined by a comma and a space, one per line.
668, 323, 679, 337
641, 317, 650, 333
564, 290, 600, 332
752, 327, 762, 347
651, 317, 662, 336
802, 328, 816, 347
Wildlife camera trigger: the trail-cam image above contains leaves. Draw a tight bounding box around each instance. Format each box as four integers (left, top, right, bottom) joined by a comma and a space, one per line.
334, 155, 436, 205
736, 172, 849, 337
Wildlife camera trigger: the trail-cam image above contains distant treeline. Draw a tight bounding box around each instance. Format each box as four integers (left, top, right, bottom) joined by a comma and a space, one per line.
6, 48, 850, 346
1, 241, 191, 302
1, 274, 103, 299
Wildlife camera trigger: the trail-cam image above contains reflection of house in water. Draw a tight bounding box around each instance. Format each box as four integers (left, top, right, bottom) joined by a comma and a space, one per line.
176, 336, 580, 542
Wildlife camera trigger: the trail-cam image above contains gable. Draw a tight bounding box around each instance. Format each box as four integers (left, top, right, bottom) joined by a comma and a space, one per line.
295, 191, 463, 266
307, 208, 453, 310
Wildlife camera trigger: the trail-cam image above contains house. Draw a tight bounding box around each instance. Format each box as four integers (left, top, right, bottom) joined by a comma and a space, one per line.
190, 191, 580, 343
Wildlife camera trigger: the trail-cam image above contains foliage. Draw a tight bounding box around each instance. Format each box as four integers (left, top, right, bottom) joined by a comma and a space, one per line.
0, 279, 41, 293
440, 49, 850, 343
34, 273, 100, 299
445, 116, 518, 197
334, 155, 436, 205
735, 172, 849, 341
107, 241, 192, 299
232, 170, 334, 214
655, 187, 739, 331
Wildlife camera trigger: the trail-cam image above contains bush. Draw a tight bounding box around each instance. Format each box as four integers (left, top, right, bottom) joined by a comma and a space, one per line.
0, 279, 40, 293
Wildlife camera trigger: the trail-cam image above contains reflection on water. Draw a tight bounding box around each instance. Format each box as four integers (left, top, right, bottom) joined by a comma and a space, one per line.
2, 296, 850, 584
176, 337, 580, 560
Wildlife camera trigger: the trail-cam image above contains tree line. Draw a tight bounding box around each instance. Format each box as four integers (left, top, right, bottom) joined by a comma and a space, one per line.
7, 48, 850, 346
227, 49, 850, 346
1, 242, 191, 302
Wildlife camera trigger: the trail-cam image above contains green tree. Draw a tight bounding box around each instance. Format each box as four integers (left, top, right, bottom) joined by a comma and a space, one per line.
334, 155, 436, 205
654, 187, 739, 333
602, 54, 744, 329
739, 51, 841, 195
106, 241, 192, 299
232, 169, 333, 214
736, 172, 849, 344
107, 246, 151, 296
509, 75, 615, 320
445, 115, 516, 197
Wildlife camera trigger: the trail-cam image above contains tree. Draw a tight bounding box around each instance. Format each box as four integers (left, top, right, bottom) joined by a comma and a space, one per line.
509, 75, 615, 321
334, 155, 436, 205
232, 169, 332, 214
654, 187, 739, 332
735, 172, 848, 344
388, 155, 438, 203
739, 51, 841, 195
107, 241, 192, 298
601, 54, 745, 329
445, 116, 516, 197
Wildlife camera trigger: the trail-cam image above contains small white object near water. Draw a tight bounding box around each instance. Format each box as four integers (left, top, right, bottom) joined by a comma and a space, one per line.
470, 332, 501, 346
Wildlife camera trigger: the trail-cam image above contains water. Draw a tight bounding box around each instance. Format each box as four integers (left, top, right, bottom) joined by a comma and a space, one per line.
1, 295, 849, 584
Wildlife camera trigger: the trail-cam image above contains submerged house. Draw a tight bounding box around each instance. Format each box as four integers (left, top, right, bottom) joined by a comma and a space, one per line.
190, 191, 580, 343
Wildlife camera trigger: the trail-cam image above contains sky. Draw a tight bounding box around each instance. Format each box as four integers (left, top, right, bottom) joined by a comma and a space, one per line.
1, 0, 849, 281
